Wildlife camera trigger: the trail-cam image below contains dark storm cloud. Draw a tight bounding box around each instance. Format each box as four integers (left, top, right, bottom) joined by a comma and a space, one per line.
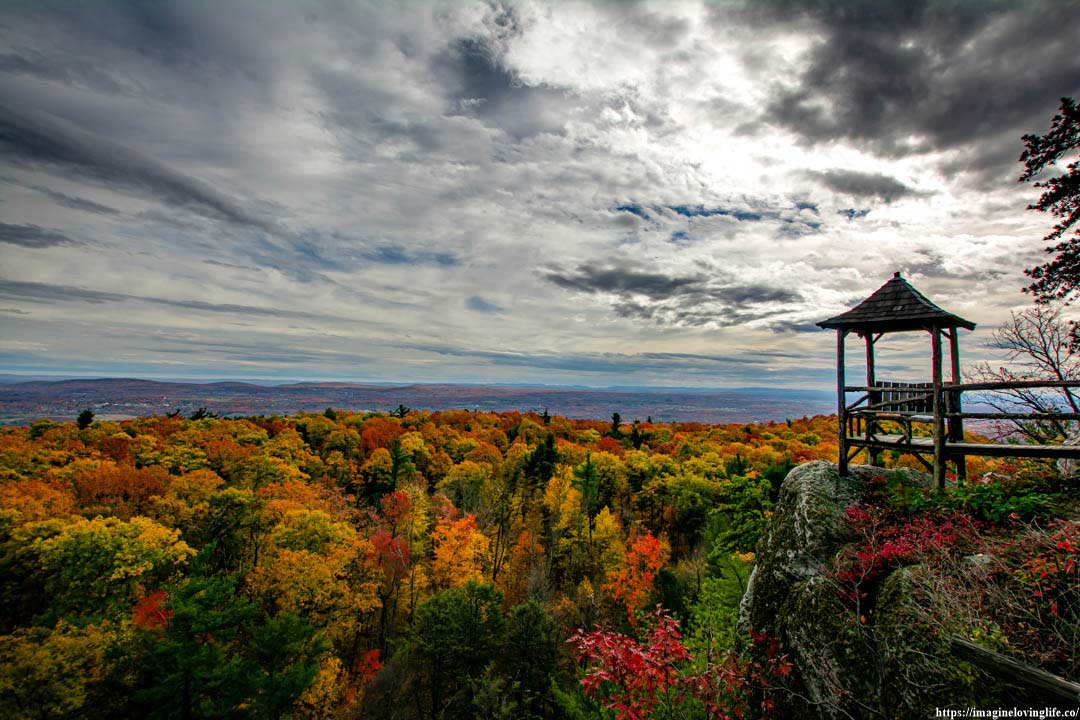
611, 301, 788, 328
0, 107, 276, 233
810, 169, 919, 203
543, 263, 703, 300
753, 0, 1080, 177
545, 262, 797, 303
543, 261, 800, 327
0, 223, 78, 248
715, 284, 799, 305
0, 278, 336, 320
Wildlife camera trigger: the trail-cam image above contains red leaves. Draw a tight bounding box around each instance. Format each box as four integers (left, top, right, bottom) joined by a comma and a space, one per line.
132, 590, 172, 630
368, 528, 410, 584
71, 463, 169, 518
834, 505, 982, 604
604, 531, 667, 624
360, 417, 404, 455
569, 607, 787, 719
378, 490, 411, 531
355, 649, 382, 685
568, 607, 691, 720
1012, 520, 1079, 618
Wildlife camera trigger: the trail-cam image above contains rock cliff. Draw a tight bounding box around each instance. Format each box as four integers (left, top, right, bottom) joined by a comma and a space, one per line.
738, 461, 998, 718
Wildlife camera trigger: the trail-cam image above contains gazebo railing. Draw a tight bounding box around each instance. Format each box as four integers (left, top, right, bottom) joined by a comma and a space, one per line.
840, 379, 1080, 485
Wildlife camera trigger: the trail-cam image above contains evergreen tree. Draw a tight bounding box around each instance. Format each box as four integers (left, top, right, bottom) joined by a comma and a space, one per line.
524, 434, 557, 487
77, 409, 94, 430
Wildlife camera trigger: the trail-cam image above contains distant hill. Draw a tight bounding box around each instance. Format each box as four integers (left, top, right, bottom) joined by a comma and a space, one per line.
0, 377, 835, 426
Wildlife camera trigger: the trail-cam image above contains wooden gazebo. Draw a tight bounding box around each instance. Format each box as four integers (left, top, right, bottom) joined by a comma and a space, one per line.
818, 272, 975, 487
819, 272, 1080, 488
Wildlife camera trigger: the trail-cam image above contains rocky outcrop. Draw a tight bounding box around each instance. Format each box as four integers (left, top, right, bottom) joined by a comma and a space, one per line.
738, 461, 994, 718
739, 461, 878, 637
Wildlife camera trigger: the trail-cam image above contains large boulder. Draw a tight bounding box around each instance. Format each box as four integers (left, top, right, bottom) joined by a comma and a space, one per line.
739, 461, 900, 636
738, 461, 936, 718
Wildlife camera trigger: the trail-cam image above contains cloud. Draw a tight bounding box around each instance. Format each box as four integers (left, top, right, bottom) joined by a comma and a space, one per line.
809, 170, 921, 203
0, 278, 337, 320
0, 222, 78, 248
757, 0, 1080, 178
839, 208, 871, 221
423, 346, 795, 375
543, 263, 704, 300
542, 261, 801, 327
26, 185, 121, 215
0, 106, 276, 233
362, 244, 459, 267
466, 295, 504, 313
669, 204, 763, 221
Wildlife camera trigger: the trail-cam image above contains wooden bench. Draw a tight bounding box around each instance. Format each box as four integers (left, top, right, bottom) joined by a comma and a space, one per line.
856, 381, 935, 444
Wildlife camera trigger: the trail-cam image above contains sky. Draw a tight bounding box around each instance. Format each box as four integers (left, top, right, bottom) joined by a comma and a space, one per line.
1, 0, 1079, 389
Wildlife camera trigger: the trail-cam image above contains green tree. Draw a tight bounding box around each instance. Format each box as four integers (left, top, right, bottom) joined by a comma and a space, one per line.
1022, 97, 1080, 303
610, 412, 621, 438
408, 582, 505, 719
133, 573, 258, 719
0, 623, 111, 720
28, 419, 57, 440
76, 409, 94, 430
707, 474, 773, 556
500, 601, 557, 719
524, 434, 557, 487
249, 613, 325, 720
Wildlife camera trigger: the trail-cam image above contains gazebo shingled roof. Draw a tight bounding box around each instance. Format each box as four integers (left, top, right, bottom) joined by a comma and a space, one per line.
816, 271, 975, 335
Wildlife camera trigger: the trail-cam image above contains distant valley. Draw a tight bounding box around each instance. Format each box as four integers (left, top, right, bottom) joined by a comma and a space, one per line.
0, 377, 836, 426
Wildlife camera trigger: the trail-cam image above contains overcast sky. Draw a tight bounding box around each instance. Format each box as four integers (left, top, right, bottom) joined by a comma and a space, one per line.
1, 0, 1078, 388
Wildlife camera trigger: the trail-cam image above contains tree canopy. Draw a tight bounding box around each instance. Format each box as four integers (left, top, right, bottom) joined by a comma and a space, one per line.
1022, 97, 1080, 303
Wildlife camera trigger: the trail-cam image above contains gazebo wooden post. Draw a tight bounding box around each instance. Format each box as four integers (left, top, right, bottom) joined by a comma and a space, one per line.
931, 325, 947, 489
865, 333, 880, 467
949, 327, 966, 483
837, 329, 849, 476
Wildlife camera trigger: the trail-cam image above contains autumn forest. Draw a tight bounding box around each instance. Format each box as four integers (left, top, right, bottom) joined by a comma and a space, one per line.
0, 408, 843, 718
5, 399, 1075, 720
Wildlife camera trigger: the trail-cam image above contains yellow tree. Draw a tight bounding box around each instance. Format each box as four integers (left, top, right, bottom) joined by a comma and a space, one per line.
430, 513, 490, 589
